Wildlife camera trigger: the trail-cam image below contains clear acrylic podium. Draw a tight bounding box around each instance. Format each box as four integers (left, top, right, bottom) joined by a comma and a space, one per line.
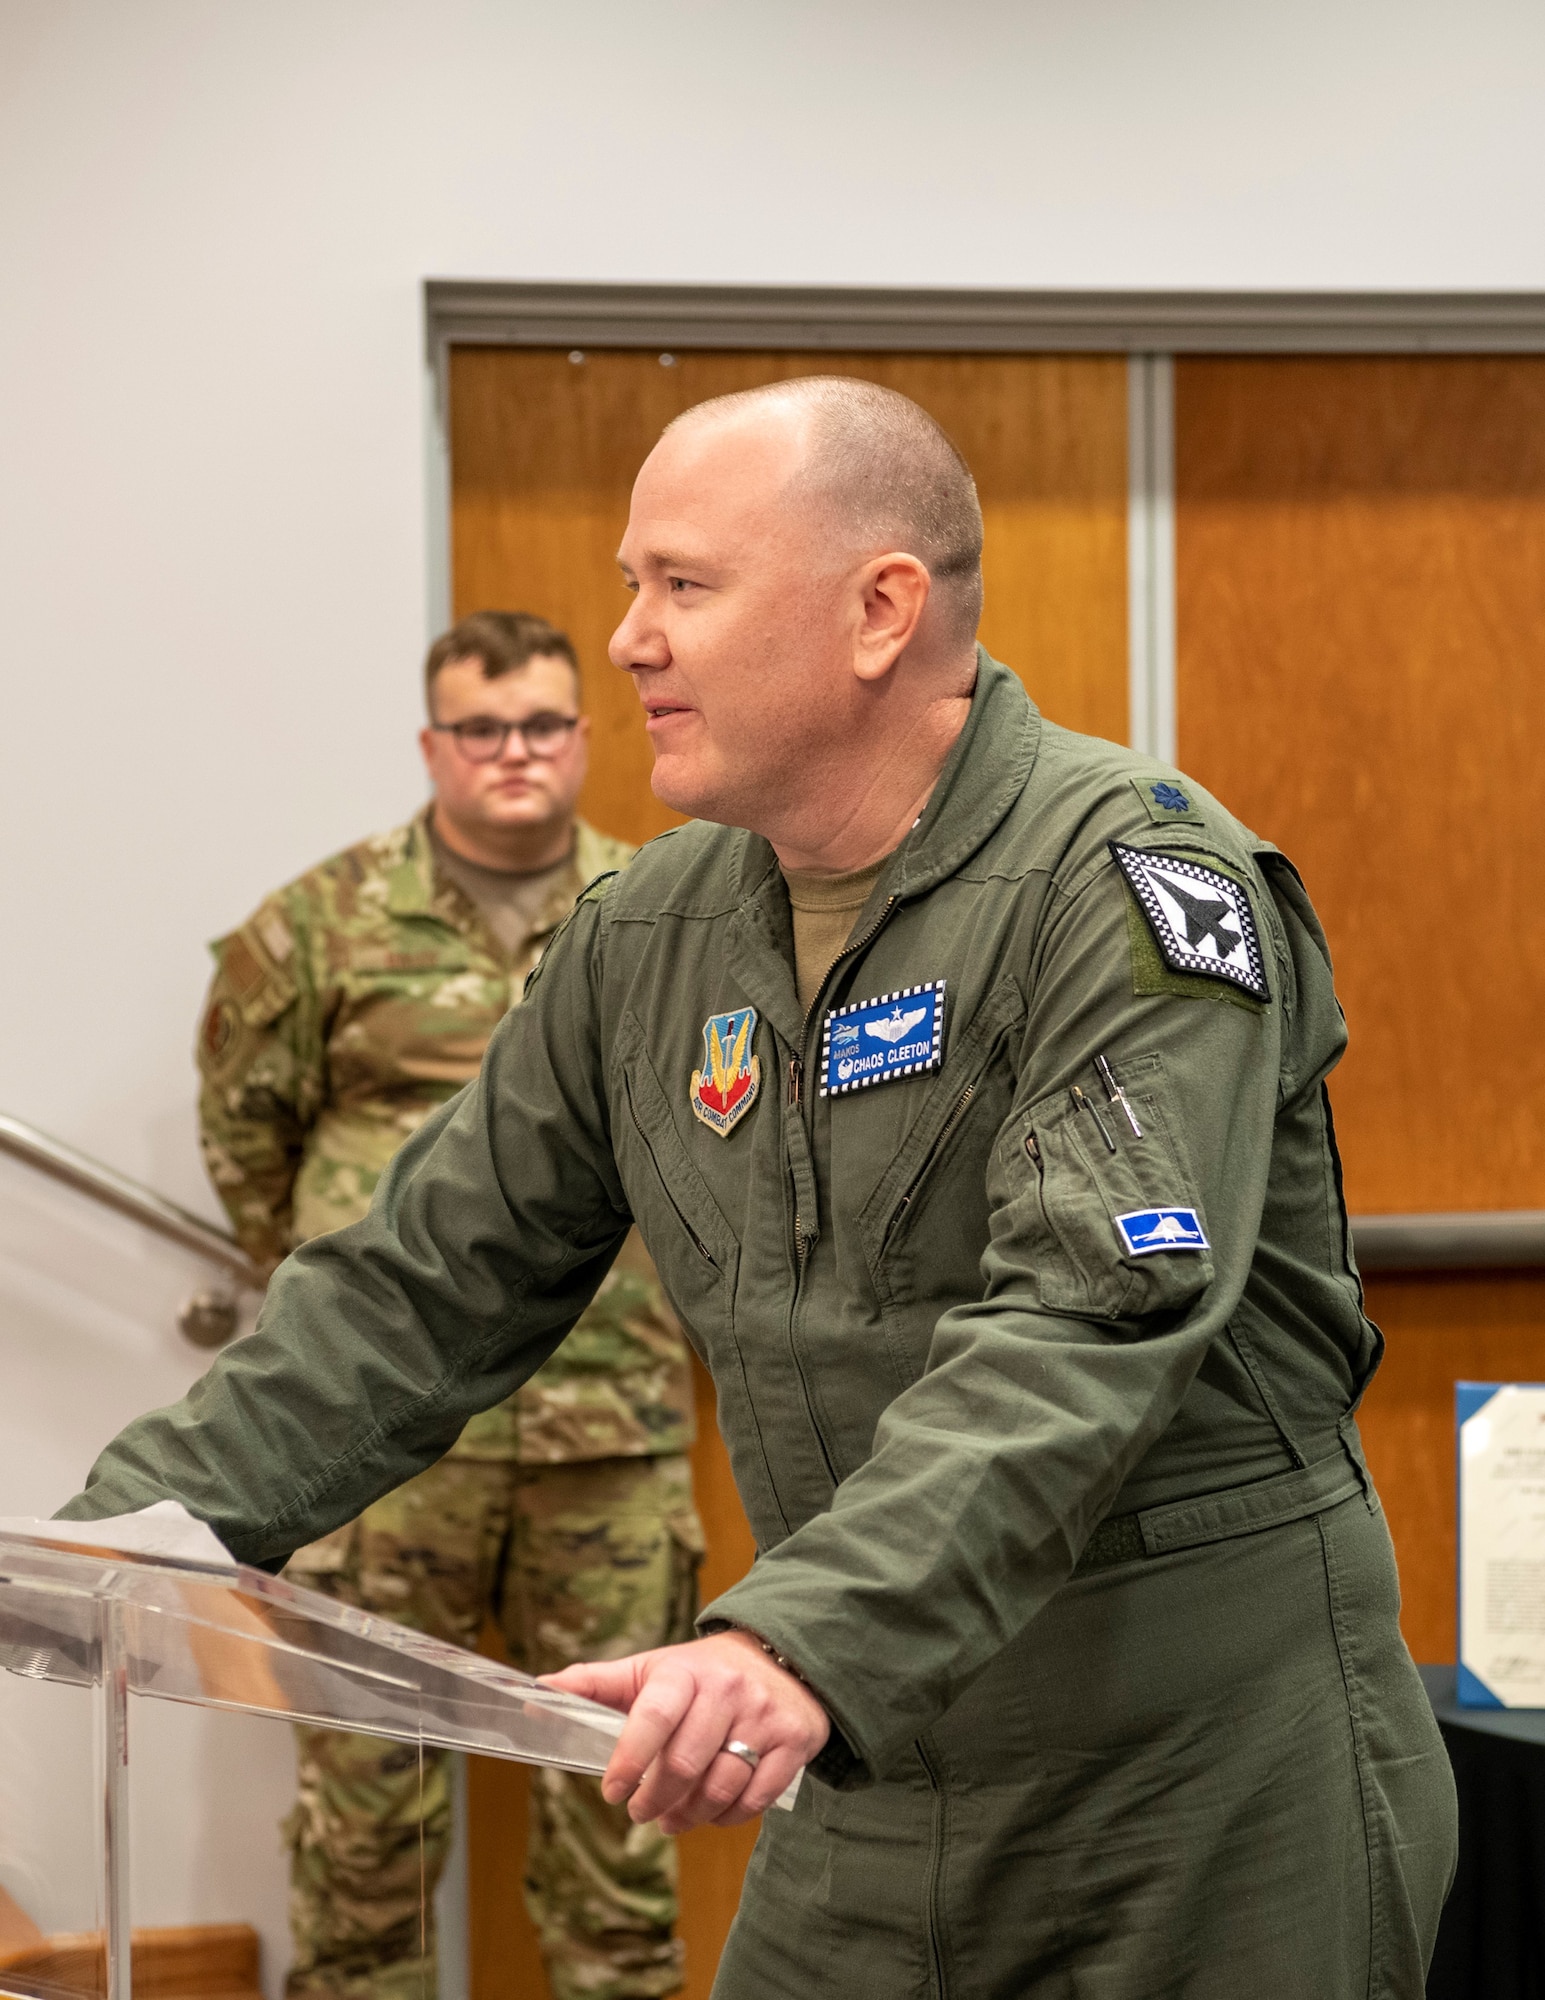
0, 1526, 630, 2000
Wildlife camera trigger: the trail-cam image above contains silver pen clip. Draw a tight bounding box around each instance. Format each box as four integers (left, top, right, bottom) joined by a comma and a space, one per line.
1094, 1055, 1143, 1139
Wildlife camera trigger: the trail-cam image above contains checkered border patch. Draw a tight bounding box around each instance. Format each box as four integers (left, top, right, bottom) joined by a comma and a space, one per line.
819, 981, 946, 1097
1110, 842, 1270, 1001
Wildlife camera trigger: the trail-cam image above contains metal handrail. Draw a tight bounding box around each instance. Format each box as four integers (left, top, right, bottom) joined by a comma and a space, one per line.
4, 1108, 1540, 1311
1350, 1210, 1545, 1273
0, 1113, 264, 1339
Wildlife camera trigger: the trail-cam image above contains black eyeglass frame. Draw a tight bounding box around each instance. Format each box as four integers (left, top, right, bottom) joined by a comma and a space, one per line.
428, 713, 582, 762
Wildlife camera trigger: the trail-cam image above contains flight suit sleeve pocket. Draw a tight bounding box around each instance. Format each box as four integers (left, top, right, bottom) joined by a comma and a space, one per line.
1008, 1055, 1215, 1321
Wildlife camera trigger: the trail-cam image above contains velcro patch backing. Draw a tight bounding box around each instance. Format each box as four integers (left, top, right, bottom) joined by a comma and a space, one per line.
1111, 844, 1270, 1002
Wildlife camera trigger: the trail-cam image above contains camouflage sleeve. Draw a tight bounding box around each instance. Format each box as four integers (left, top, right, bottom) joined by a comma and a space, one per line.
60, 893, 630, 1565
196, 897, 319, 1272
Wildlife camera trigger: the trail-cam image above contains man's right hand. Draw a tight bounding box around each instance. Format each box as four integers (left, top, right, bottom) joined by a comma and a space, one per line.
544, 1627, 830, 1834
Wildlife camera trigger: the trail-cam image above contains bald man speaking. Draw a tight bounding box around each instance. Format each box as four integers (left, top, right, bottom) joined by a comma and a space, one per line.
62, 381, 1455, 1998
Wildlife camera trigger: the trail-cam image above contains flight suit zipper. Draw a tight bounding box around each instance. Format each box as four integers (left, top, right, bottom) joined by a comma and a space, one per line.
784, 895, 900, 1484
916, 1737, 950, 1999
886, 1079, 978, 1240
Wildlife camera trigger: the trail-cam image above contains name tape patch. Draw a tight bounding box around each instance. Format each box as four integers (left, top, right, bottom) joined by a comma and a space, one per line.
1114, 1207, 1210, 1257
820, 982, 945, 1097
1111, 843, 1270, 1001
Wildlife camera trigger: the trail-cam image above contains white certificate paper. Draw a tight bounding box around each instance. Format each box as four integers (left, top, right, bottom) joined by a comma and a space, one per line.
1459, 1381, 1545, 1707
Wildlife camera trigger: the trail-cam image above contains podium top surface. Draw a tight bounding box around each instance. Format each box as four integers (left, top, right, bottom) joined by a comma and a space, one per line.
0, 1526, 626, 1774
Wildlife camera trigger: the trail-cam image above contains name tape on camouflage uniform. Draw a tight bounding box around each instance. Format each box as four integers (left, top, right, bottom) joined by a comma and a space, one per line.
1110, 843, 1270, 1002
689, 1006, 761, 1137
820, 983, 945, 1097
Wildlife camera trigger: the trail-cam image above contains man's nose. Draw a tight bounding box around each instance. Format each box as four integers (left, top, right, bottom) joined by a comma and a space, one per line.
497, 725, 533, 764
609, 591, 668, 671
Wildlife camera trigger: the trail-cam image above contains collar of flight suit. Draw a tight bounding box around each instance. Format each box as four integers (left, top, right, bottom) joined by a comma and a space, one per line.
730, 649, 1040, 906
714, 650, 1043, 1041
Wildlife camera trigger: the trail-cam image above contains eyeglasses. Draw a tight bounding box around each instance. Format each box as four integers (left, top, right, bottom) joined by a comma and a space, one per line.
429, 713, 581, 762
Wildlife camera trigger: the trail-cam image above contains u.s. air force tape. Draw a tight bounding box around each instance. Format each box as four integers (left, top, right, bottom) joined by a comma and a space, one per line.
1110, 844, 1270, 1002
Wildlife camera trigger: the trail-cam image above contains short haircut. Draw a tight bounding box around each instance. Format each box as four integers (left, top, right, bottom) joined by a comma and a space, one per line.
423, 611, 579, 707
665, 377, 984, 644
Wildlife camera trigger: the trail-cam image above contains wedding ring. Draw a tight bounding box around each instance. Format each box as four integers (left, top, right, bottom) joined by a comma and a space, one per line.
724, 1739, 761, 1770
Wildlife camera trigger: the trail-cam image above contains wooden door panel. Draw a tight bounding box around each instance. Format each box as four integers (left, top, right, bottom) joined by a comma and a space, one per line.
451, 344, 1129, 2000
449, 347, 1130, 846
1176, 356, 1545, 1214
1175, 356, 1545, 1662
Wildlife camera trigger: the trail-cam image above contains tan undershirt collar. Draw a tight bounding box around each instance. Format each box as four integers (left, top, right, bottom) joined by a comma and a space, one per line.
429, 817, 576, 962
782, 858, 889, 1014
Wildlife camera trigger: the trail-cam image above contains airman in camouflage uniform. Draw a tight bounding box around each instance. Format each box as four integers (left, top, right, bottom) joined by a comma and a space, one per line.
197, 614, 700, 2000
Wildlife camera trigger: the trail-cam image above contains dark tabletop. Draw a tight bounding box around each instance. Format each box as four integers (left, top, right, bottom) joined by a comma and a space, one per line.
1420, 1662, 1545, 1748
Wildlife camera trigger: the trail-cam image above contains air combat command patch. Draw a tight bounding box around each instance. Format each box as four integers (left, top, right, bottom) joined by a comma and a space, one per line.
689, 1006, 761, 1137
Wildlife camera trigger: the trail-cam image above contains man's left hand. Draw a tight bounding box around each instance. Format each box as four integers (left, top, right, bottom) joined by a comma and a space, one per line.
543, 1628, 831, 1833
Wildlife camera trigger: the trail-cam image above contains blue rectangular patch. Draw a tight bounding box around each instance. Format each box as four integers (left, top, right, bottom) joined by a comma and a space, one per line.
820, 982, 945, 1096
1114, 1207, 1210, 1257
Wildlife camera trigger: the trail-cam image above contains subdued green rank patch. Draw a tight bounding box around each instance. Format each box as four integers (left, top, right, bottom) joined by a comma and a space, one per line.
1128, 774, 1207, 826
1122, 881, 1269, 1012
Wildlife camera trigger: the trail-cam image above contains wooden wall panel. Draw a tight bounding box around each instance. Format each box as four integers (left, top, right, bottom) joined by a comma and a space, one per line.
1175, 356, 1545, 1660
452, 343, 1129, 1998
449, 347, 1129, 846
1358, 1274, 1545, 1664
1176, 357, 1545, 1215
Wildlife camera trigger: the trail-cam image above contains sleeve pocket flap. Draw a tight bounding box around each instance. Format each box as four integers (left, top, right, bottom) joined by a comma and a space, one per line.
1014, 1055, 1214, 1321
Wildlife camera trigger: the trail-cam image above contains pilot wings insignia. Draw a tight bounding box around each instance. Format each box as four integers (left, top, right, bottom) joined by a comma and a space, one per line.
865, 1006, 928, 1045
689, 1006, 761, 1137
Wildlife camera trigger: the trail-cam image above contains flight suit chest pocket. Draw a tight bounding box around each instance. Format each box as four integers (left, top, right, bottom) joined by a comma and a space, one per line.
612, 1012, 740, 1314
1011, 1054, 1214, 1320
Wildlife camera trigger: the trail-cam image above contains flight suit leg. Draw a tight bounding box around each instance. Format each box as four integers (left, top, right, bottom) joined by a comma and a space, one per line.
499, 1454, 704, 2000
283, 1456, 512, 2000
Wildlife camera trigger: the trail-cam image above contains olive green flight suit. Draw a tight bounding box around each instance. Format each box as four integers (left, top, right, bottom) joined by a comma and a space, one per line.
65, 655, 1457, 1999
196, 810, 700, 2000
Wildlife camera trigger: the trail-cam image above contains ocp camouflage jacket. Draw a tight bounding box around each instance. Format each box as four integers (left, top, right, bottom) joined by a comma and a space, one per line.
195, 808, 693, 1465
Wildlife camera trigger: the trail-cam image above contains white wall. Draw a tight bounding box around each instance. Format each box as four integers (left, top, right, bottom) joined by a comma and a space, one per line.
3, 0, 1545, 1204
2, 0, 1544, 1971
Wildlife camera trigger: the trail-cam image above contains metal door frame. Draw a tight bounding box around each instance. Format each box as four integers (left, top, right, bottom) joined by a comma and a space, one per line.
423, 280, 1545, 764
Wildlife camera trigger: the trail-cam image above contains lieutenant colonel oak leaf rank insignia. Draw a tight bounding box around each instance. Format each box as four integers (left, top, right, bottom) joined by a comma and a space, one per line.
689, 1007, 761, 1138
1110, 843, 1270, 1002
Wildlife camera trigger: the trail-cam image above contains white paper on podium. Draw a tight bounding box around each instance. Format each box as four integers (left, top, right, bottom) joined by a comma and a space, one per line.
1459, 1381, 1545, 1707
0, 1499, 237, 1570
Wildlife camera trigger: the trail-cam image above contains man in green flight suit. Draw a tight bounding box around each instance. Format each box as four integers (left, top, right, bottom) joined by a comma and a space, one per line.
195, 610, 701, 2000
68, 383, 1456, 1998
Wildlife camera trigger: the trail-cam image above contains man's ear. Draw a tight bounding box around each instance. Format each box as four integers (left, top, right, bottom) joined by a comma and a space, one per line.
852, 554, 932, 683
